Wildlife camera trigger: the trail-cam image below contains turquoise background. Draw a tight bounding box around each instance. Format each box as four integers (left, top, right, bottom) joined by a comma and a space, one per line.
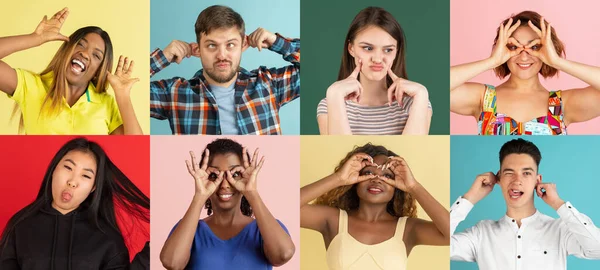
451, 136, 600, 269
150, 0, 300, 134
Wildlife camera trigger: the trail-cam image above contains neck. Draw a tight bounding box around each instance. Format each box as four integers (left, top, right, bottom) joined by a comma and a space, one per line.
204, 71, 238, 88
358, 75, 388, 106
506, 202, 536, 227
504, 75, 545, 93
67, 83, 88, 105
355, 202, 392, 222
209, 207, 244, 225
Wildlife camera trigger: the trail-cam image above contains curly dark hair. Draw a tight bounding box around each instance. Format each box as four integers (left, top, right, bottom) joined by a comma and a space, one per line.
314, 143, 417, 218
200, 138, 253, 217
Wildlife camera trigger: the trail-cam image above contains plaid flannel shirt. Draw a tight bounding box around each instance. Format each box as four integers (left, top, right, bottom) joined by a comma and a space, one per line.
150, 34, 300, 134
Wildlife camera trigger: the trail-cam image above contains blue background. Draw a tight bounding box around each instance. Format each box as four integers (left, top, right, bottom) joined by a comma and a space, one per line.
451, 136, 600, 269
150, 0, 300, 134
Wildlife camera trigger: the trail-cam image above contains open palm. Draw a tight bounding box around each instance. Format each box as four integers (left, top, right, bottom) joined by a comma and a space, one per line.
34, 7, 69, 43
107, 56, 140, 97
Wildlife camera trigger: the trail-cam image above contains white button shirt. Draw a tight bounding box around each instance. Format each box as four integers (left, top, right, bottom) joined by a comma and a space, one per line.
451, 197, 600, 270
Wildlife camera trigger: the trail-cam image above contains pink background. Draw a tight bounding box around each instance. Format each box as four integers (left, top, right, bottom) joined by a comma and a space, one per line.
150, 136, 300, 270
451, 0, 600, 134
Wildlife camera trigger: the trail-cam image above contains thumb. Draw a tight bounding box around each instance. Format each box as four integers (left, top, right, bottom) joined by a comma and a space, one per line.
57, 34, 69, 42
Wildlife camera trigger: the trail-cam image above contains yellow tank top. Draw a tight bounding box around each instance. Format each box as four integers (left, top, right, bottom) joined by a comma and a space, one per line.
326, 210, 408, 270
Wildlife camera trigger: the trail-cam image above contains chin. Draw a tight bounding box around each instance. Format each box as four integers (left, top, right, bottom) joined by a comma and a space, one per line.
360, 72, 386, 82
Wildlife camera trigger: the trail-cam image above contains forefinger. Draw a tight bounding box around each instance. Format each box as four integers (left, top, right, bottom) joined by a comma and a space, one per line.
349, 60, 361, 79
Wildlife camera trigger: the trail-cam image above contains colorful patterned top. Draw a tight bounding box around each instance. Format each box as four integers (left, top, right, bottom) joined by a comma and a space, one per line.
149, 34, 300, 135
477, 85, 567, 135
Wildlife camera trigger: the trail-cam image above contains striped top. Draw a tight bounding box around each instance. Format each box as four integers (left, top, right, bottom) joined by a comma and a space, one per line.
317, 96, 427, 135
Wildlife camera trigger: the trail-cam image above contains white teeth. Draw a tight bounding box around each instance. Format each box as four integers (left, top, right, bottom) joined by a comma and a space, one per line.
72, 59, 86, 71
517, 63, 532, 67
219, 194, 233, 199
368, 188, 382, 192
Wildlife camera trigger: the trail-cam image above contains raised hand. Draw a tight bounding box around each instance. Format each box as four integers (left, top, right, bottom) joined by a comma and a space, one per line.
326, 60, 364, 103
463, 172, 498, 205
379, 157, 419, 192
526, 18, 561, 67
536, 182, 565, 210
247, 27, 276, 51
107, 56, 140, 97
490, 18, 523, 67
185, 149, 224, 197
225, 148, 265, 194
34, 7, 70, 44
335, 152, 376, 186
386, 66, 428, 107
163, 40, 199, 64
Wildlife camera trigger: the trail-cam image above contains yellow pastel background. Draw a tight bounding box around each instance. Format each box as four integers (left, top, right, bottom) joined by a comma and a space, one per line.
0, 0, 149, 134
301, 135, 450, 270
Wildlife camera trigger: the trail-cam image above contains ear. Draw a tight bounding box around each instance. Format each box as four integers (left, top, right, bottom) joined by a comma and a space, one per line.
536, 174, 542, 185
348, 42, 355, 57
91, 185, 96, 193
190, 42, 201, 58
242, 35, 249, 53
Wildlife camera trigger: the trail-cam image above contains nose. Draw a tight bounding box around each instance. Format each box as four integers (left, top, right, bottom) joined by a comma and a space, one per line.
518, 49, 531, 61
371, 51, 383, 64
216, 46, 227, 60
67, 179, 77, 188
219, 175, 232, 189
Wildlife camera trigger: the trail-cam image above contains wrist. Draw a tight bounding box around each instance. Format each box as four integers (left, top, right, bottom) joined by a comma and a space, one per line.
462, 192, 480, 205
551, 199, 565, 211
486, 56, 503, 69
550, 57, 567, 70
244, 190, 261, 202
192, 193, 209, 204
406, 181, 422, 193
29, 33, 44, 47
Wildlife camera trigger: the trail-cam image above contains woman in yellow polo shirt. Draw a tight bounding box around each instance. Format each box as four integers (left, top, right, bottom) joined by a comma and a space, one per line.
0, 7, 142, 135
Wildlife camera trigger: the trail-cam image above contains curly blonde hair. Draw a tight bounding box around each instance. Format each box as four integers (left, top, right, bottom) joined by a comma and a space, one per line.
314, 143, 417, 218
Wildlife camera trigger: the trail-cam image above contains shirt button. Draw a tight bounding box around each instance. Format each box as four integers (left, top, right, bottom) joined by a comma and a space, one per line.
568, 206, 572, 208
584, 223, 587, 225
544, 251, 547, 254
512, 219, 515, 222
456, 201, 460, 204
518, 235, 521, 239
517, 255, 521, 259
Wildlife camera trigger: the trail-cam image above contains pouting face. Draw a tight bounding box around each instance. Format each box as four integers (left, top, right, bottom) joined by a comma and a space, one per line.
506, 26, 543, 80
348, 25, 398, 82
51, 150, 97, 214
498, 153, 541, 209
356, 154, 396, 204
198, 27, 246, 84
66, 32, 106, 88
207, 152, 245, 212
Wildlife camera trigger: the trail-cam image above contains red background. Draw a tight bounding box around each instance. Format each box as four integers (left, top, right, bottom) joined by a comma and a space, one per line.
0, 135, 150, 260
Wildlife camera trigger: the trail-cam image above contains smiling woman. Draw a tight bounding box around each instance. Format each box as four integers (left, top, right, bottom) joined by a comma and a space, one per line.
0, 7, 142, 135
450, 10, 600, 135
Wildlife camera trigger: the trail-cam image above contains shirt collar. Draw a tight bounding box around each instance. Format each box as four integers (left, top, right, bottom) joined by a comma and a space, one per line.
501, 209, 541, 225
192, 68, 251, 82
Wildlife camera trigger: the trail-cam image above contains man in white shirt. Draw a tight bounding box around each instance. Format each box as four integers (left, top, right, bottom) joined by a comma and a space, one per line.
451, 138, 600, 270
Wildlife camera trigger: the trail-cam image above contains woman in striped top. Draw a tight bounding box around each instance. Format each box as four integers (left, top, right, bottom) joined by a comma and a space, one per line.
317, 7, 432, 135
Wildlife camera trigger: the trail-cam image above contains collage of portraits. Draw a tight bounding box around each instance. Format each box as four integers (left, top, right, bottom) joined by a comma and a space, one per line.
0, 0, 599, 269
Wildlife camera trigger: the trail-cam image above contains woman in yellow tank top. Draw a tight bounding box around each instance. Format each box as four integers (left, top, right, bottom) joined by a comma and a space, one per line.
0, 7, 142, 134
300, 143, 449, 270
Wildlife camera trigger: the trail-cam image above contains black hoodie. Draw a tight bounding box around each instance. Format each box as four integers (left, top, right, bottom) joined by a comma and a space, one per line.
0, 204, 130, 270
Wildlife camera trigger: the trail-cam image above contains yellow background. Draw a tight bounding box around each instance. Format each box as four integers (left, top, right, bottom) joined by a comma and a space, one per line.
0, 0, 149, 134
301, 136, 450, 270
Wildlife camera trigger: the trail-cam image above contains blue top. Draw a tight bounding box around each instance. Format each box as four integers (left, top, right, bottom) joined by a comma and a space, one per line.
210, 82, 239, 135
171, 219, 289, 270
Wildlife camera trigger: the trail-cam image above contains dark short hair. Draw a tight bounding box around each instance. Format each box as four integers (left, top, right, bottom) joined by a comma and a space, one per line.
499, 138, 542, 169
194, 5, 245, 43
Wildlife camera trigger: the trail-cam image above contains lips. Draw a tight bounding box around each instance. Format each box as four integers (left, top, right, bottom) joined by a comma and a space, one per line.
217, 192, 234, 202
369, 65, 384, 72
61, 190, 73, 202
516, 63, 533, 70
71, 58, 87, 75
367, 184, 384, 195
508, 189, 524, 199
215, 61, 231, 69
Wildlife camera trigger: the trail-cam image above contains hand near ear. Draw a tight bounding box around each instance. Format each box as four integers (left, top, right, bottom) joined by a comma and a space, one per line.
163, 40, 201, 64
536, 181, 565, 210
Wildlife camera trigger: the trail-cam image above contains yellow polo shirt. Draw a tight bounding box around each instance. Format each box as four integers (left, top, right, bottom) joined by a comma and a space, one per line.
9, 69, 123, 134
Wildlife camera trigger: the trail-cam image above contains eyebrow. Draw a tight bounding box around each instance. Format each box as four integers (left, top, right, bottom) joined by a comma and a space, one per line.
358, 42, 396, 48
205, 38, 240, 44
502, 167, 535, 173
81, 38, 105, 55
65, 159, 95, 174
208, 164, 243, 169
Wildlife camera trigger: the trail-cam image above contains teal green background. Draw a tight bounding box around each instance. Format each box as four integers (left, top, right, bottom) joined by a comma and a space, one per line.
300, 0, 449, 134
150, 0, 300, 134
451, 136, 600, 269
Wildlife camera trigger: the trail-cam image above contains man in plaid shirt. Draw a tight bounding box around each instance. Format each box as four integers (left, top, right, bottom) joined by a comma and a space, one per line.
150, 5, 300, 135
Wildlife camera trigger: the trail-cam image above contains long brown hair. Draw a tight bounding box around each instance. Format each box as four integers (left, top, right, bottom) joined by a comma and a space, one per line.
40, 26, 114, 116
493, 11, 565, 79
338, 7, 408, 87
314, 143, 417, 218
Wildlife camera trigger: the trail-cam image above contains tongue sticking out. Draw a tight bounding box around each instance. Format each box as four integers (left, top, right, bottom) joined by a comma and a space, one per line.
509, 189, 524, 198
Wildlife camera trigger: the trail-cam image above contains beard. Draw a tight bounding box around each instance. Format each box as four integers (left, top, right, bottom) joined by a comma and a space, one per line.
204, 60, 239, 84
